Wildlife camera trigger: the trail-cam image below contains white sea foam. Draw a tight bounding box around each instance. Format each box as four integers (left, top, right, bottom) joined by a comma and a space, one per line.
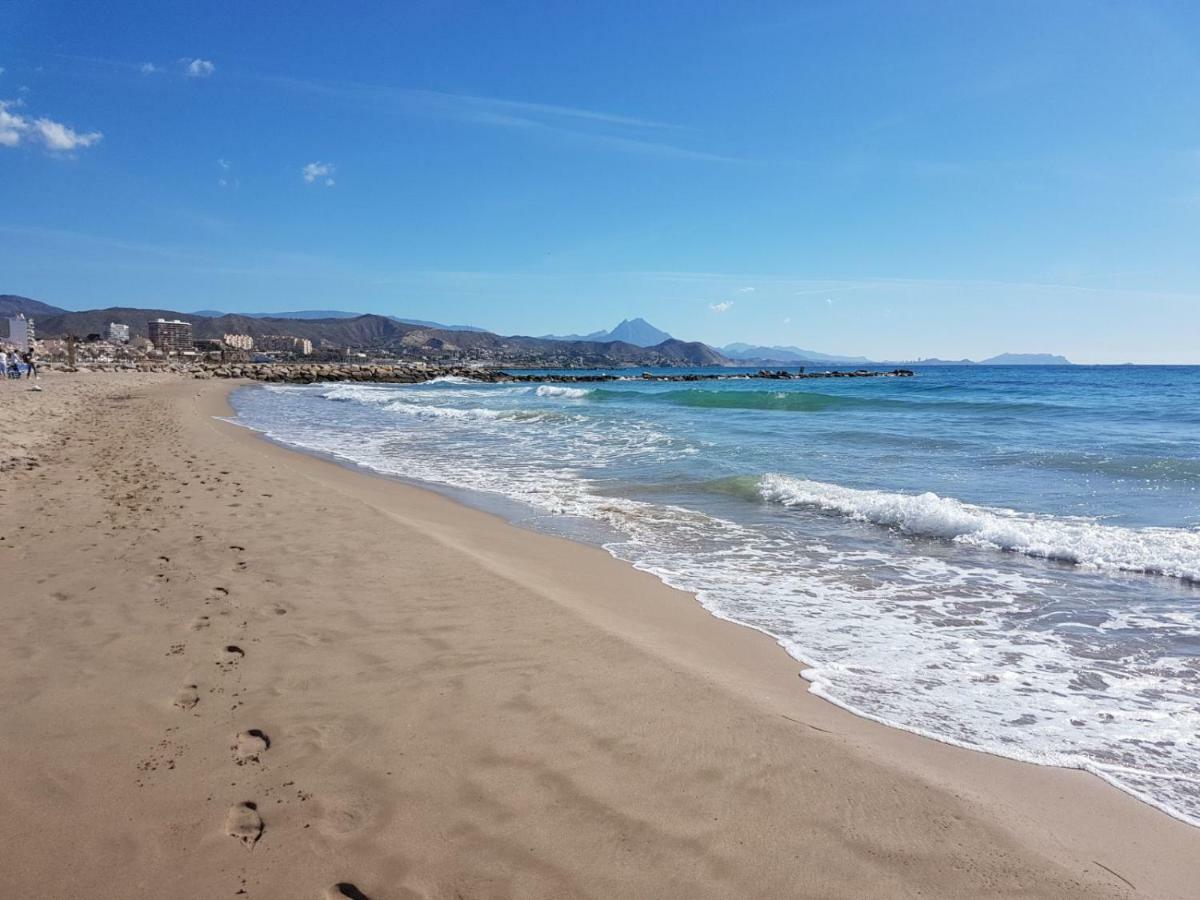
759, 474, 1200, 582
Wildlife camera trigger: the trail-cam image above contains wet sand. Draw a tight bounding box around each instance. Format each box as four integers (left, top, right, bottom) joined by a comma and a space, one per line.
1, 371, 1196, 898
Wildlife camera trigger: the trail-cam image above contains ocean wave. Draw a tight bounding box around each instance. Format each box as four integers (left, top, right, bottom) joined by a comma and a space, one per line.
759, 474, 1200, 582
424, 375, 482, 385
319, 384, 396, 404
589, 387, 1057, 415
535, 385, 592, 399
380, 401, 507, 421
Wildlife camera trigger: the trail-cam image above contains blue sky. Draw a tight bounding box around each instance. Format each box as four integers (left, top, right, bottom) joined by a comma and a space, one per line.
1, 1, 1198, 363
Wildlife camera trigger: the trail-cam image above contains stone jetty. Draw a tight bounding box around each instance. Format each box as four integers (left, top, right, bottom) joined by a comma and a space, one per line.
190, 363, 915, 384
49, 361, 914, 383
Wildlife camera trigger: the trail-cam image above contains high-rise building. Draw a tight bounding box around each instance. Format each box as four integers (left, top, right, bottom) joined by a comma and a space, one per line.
148, 318, 194, 354
106, 322, 130, 343
222, 333, 254, 351
3, 314, 35, 351
257, 335, 312, 355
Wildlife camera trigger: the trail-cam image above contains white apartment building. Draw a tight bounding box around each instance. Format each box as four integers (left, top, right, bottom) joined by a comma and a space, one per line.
3, 314, 35, 352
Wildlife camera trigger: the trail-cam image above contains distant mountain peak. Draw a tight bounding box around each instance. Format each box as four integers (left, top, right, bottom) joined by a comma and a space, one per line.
542, 317, 673, 347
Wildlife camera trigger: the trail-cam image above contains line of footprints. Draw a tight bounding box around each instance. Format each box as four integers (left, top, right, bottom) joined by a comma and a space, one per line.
167, 549, 371, 900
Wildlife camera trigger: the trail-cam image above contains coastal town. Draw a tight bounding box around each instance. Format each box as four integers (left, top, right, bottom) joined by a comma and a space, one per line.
3, 310, 914, 383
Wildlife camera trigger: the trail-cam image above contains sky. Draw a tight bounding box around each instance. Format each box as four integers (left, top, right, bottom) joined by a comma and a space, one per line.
1, 1, 1199, 363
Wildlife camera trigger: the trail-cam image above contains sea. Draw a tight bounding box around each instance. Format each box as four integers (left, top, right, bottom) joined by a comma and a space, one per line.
230, 364, 1200, 826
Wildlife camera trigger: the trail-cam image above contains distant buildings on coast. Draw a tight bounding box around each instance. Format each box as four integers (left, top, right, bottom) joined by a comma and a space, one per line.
255, 335, 313, 356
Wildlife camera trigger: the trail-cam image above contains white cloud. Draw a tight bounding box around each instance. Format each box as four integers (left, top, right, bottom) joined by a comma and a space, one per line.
183, 58, 215, 78
0, 99, 102, 152
140, 62, 159, 74
736, 286, 755, 293
709, 300, 734, 313
34, 117, 102, 151
302, 161, 336, 186
0, 99, 25, 146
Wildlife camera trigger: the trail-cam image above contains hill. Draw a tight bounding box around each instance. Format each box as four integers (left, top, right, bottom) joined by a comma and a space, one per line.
193, 309, 487, 332
0, 295, 69, 318
979, 353, 1072, 365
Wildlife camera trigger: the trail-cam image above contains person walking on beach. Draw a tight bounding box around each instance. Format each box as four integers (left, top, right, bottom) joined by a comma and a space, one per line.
0, 349, 7, 380
21, 349, 37, 379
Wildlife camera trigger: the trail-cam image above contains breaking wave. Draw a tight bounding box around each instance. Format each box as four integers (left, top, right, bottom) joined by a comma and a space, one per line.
759, 474, 1200, 582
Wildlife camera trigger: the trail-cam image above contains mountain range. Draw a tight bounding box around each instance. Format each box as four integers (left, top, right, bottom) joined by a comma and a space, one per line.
2, 296, 1072, 366
1, 296, 725, 367
721, 343, 875, 365
721, 341, 1070, 366
191, 308, 487, 332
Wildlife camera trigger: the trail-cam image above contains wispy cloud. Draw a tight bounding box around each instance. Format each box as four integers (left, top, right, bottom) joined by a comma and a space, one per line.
268, 76, 744, 163
709, 300, 734, 313
302, 161, 335, 186
140, 62, 159, 74
0, 98, 102, 152
269, 76, 674, 129
183, 58, 215, 78
736, 286, 755, 293
217, 158, 239, 189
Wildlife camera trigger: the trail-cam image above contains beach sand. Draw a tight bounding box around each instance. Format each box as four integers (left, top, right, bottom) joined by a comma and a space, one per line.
2, 371, 1197, 899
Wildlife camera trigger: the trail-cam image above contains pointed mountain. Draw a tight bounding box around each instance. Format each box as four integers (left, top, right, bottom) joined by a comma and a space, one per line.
542, 317, 674, 347
604, 318, 673, 346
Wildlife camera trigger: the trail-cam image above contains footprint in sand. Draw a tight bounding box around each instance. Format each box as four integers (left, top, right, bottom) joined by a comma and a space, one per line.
173, 684, 200, 709
325, 885, 371, 900
233, 729, 270, 764
188, 615, 211, 631
225, 801, 263, 847
217, 645, 244, 672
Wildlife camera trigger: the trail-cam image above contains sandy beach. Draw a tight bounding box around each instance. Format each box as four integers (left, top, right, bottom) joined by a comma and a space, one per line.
2, 370, 1198, 899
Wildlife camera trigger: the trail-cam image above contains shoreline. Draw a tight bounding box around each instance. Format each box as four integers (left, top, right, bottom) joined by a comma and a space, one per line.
3, 371, 1196, 898
213, 381, 1200, 881
227, 379, 1200, 829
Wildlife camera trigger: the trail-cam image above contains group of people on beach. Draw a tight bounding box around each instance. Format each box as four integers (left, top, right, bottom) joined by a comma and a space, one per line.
0, 347, 37, 380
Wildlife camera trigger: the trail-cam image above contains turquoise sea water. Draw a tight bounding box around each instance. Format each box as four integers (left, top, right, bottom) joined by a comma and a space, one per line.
232, 365, 1200, 825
